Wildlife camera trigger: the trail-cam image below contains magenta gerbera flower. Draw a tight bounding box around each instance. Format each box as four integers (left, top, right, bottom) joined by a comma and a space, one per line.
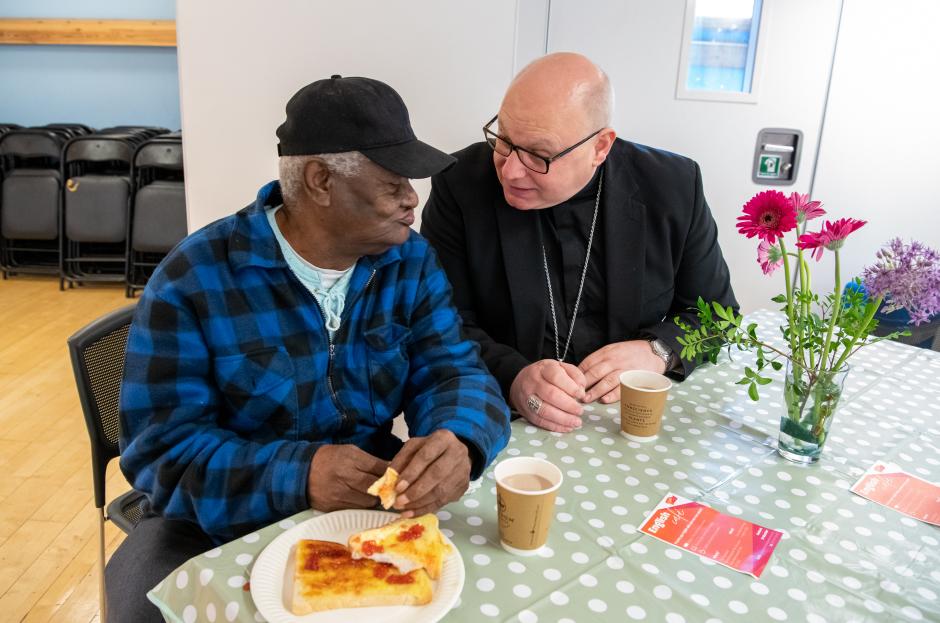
788, 192, 825, 223
797, 218, 867, 260
820, 218, 867, 249
737, 190, 797, 243
757, 240, 784, 275
796, 230, 828, 261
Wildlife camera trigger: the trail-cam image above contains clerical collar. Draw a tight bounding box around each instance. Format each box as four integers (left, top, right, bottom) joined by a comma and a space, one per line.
558, 164, 604, 206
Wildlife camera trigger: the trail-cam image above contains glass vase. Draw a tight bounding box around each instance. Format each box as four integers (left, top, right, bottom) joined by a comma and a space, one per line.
777, 361, 849, 464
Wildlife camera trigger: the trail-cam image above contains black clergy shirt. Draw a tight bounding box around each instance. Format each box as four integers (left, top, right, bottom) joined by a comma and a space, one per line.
538, 165, 607, 364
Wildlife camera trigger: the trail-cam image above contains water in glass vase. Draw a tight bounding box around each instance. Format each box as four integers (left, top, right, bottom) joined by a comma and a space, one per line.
778, 362, 850, 464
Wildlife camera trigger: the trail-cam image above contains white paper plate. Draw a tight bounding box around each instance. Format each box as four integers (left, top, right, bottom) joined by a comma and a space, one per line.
250, 510, 464, 623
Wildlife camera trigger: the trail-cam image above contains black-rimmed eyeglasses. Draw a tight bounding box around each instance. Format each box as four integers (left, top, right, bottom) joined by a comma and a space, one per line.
482, 115, 602, 174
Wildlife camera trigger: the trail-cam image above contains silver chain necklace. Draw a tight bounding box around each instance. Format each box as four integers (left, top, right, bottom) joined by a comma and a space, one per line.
541, 169, 604, 363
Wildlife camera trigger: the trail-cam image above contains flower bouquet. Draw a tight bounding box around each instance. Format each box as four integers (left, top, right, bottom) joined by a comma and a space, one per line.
676, 190, 940, 463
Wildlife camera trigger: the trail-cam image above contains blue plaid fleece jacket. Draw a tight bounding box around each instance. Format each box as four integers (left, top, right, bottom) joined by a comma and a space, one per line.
119, 181, 511, 542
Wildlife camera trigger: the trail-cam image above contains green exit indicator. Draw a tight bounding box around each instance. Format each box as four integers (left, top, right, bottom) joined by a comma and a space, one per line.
758, 154, 782, 178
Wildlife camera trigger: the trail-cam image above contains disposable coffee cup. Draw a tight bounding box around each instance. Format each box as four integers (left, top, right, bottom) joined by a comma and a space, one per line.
619, 369, 673, 442
494, 457, 563, 556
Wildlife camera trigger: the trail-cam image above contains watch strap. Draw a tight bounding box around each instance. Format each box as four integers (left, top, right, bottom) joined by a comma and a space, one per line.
647, 337, 677, 371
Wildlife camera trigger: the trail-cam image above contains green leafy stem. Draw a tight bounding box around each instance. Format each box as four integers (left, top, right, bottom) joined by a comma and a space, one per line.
675, 289, 908, 404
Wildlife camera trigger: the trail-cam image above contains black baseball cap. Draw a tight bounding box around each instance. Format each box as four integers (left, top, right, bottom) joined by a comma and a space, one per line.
276, 75, 455, 179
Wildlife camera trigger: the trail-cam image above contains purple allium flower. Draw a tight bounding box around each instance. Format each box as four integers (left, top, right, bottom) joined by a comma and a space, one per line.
863, 238, 940, 325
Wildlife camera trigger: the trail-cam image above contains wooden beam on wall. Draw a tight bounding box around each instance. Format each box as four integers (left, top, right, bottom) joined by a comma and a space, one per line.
0, 18, 176, 47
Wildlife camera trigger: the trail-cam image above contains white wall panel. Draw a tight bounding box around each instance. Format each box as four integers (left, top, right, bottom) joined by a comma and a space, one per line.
512, 0, 550, 73
176, 0, 516, 230
811, 0, 940, 295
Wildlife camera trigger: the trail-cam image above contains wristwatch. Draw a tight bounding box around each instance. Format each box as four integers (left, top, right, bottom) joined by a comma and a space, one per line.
647, 337, 676, 372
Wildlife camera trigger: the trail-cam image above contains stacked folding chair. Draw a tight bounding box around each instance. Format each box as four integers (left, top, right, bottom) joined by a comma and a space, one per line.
60, 126, 167, 290
43, 123, 94, 138
126, 131, 187, 297
0, 125, 89, 280
0, 124, 21, 256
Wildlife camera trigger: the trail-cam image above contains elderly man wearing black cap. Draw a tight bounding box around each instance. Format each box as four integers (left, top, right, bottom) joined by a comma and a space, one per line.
108, 76, 511, 621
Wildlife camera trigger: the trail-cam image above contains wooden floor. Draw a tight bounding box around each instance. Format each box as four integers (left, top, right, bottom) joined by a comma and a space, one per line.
0, 275, 134, 622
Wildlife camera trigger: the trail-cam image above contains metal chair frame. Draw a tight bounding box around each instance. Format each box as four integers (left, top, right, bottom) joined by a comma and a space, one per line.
67, 304, 147, 620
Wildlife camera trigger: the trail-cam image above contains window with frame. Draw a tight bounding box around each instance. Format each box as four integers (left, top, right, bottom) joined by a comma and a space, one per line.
677, 0, 765, 102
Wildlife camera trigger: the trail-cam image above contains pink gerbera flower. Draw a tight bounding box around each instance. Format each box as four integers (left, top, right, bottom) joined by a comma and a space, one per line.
757, 240, 784, 275
797, 218, 867, 260
737, 190, 797, 243
796, 230, 829, 261
821, 218, 867, 248
788, 192, 825, 223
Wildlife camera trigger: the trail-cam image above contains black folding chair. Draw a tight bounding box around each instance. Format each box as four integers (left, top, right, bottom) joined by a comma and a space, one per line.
60, 131, 151, 289
0, 128, 70, 280
126, 131, 187, 297
68, 304, 148, 620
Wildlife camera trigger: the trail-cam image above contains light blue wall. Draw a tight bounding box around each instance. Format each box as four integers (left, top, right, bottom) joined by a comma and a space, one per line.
0, 0, 180, 130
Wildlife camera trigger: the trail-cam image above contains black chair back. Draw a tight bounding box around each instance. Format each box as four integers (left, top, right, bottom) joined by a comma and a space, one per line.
67, 305, 137, 508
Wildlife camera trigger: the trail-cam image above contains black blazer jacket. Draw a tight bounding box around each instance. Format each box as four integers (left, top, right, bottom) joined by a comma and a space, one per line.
421, 139, 738, 397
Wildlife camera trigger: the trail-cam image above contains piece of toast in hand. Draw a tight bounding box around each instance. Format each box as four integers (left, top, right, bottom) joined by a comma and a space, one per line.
368, 467, 399, 509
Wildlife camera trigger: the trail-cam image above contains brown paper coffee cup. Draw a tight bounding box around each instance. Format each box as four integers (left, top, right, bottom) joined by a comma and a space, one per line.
619, 369, 673, 442
494, 457, 563, 556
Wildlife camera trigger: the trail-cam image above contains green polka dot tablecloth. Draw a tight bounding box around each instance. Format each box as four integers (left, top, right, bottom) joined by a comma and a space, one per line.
148, 311, 940, 622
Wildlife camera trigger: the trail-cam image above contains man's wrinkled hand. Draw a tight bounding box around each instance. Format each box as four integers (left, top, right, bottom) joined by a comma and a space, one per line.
580, 340, 666, 404
308, 444, 388, 512
509, 359, 586, 432
389, 430, 471, 518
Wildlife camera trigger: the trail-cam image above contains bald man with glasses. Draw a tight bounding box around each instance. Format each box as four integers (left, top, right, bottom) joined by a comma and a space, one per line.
421, 52, 737, 433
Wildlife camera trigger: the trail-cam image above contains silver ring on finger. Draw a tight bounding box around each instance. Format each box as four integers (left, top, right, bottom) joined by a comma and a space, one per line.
526, 394, 543, 414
